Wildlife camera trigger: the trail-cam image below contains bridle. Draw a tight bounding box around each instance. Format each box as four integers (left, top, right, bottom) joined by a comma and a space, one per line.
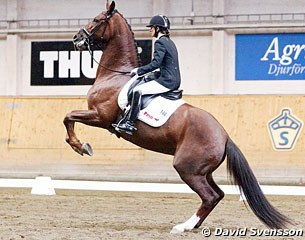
73, 10, 131, 75
79, 11, 111, 48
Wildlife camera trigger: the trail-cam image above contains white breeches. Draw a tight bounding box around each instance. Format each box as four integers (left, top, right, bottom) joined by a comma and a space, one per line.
133, 80, 170, 95
118, 76, 171, 110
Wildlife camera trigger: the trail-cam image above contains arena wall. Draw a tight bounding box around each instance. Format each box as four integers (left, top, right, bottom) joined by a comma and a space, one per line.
1, 0, 305, 184
0, 96, 304, 184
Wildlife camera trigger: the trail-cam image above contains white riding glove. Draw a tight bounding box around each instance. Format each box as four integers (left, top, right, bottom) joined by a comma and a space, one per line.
130, 67, 139, 77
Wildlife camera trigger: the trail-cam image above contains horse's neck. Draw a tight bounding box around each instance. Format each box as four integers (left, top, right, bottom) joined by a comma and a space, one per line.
96, 21, 139, 80
104, 37, 138, 68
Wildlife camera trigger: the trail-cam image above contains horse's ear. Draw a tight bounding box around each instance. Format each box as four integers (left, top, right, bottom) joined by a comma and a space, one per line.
106, 1, 115, 15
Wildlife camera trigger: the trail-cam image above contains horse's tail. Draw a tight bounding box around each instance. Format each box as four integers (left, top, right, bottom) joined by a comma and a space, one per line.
226, 137, 291, 229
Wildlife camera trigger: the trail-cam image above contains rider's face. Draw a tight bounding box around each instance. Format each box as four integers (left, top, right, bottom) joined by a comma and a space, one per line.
150, 26, 155, 37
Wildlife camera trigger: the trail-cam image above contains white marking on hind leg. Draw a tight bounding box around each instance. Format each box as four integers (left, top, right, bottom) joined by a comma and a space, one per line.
170, 213, 200, 234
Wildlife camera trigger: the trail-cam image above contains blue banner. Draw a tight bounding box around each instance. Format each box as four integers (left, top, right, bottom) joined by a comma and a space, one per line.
235, 33, 305, 80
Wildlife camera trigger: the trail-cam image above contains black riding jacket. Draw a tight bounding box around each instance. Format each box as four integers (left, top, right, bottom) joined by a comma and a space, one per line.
137, 35, 181, 90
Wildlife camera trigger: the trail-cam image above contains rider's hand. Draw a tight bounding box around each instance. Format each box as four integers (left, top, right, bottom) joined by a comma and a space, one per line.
130, 68, 138, 77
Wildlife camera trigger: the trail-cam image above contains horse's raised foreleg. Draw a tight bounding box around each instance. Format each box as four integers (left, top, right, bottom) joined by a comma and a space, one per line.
63, 109, 101, 156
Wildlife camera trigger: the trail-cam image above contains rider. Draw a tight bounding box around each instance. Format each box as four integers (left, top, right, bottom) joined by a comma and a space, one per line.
113, 15, 181, 135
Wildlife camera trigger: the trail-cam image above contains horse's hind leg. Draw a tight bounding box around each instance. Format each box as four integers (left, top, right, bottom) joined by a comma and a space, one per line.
63, 109, 101, 156
171, 150, 225, 233
170, 173, 223, 233
194, 173, 224, 228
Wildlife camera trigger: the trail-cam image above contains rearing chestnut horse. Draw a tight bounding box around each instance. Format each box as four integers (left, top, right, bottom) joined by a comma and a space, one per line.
64, 1, 290, 233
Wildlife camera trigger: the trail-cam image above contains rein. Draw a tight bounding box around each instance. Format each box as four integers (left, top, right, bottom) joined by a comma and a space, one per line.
87, 45, 131, 75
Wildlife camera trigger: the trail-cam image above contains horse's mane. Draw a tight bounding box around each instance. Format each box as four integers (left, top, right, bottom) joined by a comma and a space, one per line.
115, 10, 142, 67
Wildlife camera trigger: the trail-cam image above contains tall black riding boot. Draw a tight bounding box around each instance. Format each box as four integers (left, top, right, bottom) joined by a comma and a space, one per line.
113, 90, 142, 135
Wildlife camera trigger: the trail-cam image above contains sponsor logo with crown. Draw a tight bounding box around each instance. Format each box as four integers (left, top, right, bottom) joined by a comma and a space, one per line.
267, 108, 303, 151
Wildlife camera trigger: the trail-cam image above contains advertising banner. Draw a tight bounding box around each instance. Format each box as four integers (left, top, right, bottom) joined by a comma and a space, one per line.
31, 40, 152, 85
235, 33, 305, 81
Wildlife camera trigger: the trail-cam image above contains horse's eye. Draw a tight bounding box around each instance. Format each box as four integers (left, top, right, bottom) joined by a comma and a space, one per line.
93, 18, 99, 23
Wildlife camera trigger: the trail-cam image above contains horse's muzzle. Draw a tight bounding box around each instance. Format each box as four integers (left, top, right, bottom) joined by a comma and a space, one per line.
72, 33, 89, 51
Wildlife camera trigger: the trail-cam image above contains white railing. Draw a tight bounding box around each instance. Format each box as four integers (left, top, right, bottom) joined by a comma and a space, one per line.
0, 20, 7, 29
1, 13, 305, 32
225, 13, 305, 23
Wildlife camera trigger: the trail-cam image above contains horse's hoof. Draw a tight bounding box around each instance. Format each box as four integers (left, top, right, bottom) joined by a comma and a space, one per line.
82, 143, 93, 156
170, 224, 185, 234
72, 146, 84, 156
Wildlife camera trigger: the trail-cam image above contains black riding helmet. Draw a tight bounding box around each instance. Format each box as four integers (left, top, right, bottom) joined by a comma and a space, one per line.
146, 15, 170, 30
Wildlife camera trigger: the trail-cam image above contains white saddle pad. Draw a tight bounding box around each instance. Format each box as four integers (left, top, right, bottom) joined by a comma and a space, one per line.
117, 77, 185, 128
138, 96, 185, 127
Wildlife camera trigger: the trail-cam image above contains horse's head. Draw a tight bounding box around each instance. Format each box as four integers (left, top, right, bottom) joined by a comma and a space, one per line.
73, 1, 116, 51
